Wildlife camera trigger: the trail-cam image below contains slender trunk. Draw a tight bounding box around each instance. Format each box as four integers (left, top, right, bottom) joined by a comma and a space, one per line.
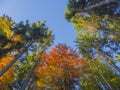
97, 47, 120, 73
83, 0, 117, 11
104, 52, 120, 72
0, 40, 34, 77
20, 47, 45, 90
90, 59, 113, 90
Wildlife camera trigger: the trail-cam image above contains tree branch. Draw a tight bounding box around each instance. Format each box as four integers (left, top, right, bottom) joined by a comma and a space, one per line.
84, 0, 118, 11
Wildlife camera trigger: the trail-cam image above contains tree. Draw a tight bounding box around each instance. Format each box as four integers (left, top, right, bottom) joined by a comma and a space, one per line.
0, 15, 54, 89
0, 19, 54, 77
0, 15, 22, 58
65, 0, 120, 89
65, 0, 120, 71
35, 44, 88, 90
13, 52, 37, 89
80, 59, 120, 90
65, 0, 119, 21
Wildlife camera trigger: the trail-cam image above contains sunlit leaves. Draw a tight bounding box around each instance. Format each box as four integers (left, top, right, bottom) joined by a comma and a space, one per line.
12, 35, 22, 42
65, 0, 120, 64
116, 54, 120, 62
13, 52, 36, 87
65, 0, 120, 89
0, 15, 23, 57
0, 15, 14, 38
70, 13, 98, 31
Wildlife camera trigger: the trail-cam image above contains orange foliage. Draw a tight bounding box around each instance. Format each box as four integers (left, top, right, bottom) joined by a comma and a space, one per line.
35, 44, 88, 88
0, 54, 14, 90
12, 35, 22, 42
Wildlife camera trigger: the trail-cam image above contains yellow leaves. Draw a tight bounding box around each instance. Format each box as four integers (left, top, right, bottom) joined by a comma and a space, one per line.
65, 9, 71, 15
64, 9, 71, 19
12, 35, 22, 42
3, 43, 12, 49
0, 16, 14, 38
110, 78, 117, 82
49, 65, 56, 71
108, 23, 115, 29
36, 79, 47, 88
71, 13, 97, 31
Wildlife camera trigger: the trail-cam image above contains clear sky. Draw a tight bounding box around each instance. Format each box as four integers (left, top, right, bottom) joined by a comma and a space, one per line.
0, 0, 77, 48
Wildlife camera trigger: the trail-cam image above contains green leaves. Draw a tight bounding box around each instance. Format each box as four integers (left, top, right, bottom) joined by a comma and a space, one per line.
65, 0, 120, 90
14, 52, 36, 82
80, 60, 120, 90
116, 54, 120, 62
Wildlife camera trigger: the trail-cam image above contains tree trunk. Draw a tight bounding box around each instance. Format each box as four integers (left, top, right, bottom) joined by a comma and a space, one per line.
97, 47, 120, 73
0, 40, 34, 77
90, 59, 113, 90
20, 47, 45, 90
83, 0, 117, 11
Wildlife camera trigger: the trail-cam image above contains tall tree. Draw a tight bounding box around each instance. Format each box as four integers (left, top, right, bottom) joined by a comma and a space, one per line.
0, 15, 54, 89
0, 19, 54, 77
35, 44, 88, 90
65, 0, 120, 89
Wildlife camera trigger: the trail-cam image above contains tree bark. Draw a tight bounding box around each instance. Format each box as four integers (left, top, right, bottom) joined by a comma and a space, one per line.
84, 0, 118, 11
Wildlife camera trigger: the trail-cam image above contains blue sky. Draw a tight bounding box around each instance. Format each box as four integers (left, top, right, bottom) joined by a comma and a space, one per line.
0, 0, 76, 48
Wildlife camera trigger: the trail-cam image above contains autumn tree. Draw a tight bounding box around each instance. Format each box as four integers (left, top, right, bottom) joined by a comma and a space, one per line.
0, 15, 22, 58
0, 15, 21, 90
35, 44, 88, 90
0, 15, 54, 89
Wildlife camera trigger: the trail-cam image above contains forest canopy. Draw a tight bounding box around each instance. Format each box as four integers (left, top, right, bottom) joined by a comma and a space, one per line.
0, 0, 120, 90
